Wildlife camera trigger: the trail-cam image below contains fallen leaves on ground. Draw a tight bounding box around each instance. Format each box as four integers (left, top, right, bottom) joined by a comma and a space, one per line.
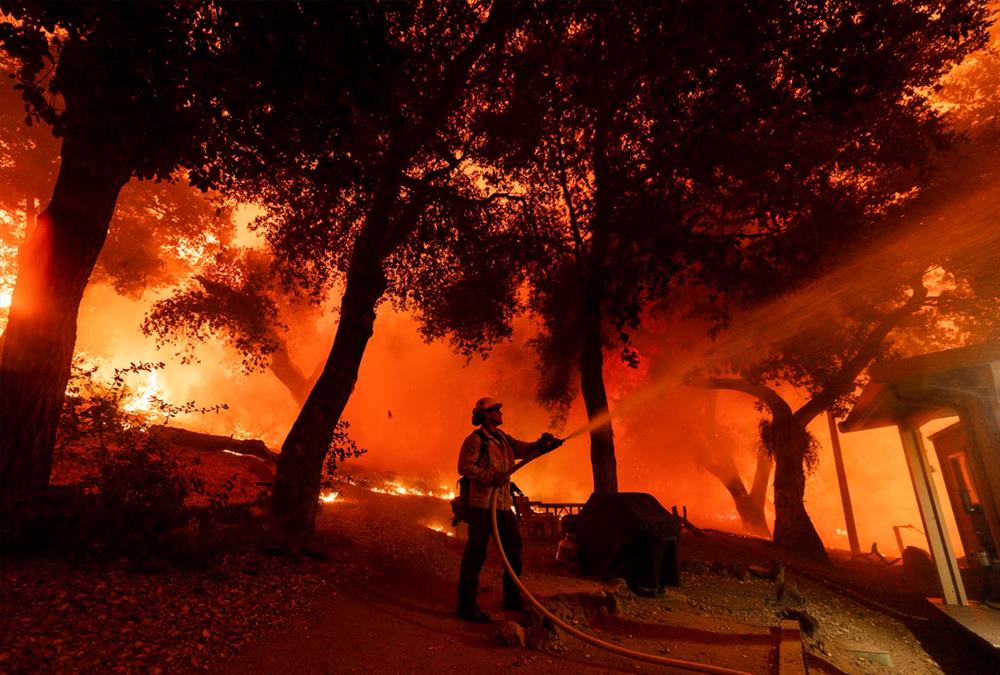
0, 545, 334, 673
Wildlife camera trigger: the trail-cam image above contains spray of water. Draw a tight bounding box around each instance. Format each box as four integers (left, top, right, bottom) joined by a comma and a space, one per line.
560, 178, 1000, 443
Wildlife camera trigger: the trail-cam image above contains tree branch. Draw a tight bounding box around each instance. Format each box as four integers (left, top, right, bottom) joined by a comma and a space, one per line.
689, 377, 793, 420
399, 175, 525, 207
410, 140, 465, 183
555, 137, 587, 262
795, 278, 931, 424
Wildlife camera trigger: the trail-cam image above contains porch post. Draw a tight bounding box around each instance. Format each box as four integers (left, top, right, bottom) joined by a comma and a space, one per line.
828, 411, 861, 556
898, 424, 967, 606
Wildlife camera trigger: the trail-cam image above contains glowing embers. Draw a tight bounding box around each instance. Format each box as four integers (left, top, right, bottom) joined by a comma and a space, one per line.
427, 523, 455, 537
319, 491, 340, 503
367, 480, 455, 501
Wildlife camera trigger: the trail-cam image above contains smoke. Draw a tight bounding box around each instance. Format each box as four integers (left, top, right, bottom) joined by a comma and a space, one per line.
71, 275, 949, 556
50, 157, 1000, 559
57, 266, 969, 564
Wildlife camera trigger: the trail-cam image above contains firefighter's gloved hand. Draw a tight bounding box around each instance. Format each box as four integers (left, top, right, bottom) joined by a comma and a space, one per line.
490, 471, 510, 487
538, 432, 563, 453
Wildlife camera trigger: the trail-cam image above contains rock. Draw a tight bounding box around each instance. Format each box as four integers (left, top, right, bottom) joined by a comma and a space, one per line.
603, 591, 620, 616
843, 643, 893, 667
607, 578, 631, 595
543, 595, 589, 626
526, 624, 559, 651
711, 561, 730, 576
684, 560, 710, 575
524, 611, 563, 652
496, 621, 526, 647
732, 565, 751, 582
776, 581, 805, 608
659, 588, 686, 604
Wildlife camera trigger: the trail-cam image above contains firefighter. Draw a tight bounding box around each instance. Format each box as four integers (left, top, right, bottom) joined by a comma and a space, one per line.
456, 397, 562, 623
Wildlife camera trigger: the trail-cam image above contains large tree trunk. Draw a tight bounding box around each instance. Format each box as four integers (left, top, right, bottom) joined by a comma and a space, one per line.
579, 303, 617, 493
770, 415, 829, 563
743, 448, 772, 536
726, 448, 772, 538
269, 4, 523, 541
156, 426, 275, 462
0, 141, 127, 523
733, 491, 771, 538
271, 245, 386, 538
694, 388, 771, 536
694, 378, 824, 556
709, 451, 771, 538
579, 98, 618, 495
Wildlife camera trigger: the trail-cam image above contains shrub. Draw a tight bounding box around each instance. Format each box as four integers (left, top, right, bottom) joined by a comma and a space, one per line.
49, 358, 236, 559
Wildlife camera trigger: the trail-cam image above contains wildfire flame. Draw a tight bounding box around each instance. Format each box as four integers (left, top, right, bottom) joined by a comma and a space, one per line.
427, 523, 454, 537
319, 491, 339, 503
122, 370, 161, 414
368, 480, 454, 500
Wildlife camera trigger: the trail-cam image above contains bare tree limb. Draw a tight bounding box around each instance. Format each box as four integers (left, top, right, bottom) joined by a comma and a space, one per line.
689, 377, 793, 420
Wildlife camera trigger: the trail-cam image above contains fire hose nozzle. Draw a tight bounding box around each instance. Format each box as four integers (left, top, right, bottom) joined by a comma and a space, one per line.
539, 432, 563, 452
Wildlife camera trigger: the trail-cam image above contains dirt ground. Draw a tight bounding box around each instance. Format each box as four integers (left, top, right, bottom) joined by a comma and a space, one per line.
223, 480, 998, 674
3, 474, 999, 674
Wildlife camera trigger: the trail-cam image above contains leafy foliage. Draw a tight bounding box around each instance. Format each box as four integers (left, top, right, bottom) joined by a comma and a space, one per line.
197, 2, 538, 355
96, 180, 236, 297
470, 0, 992, 422
758, 418, 819, 475
55, 359, 234, 556
323, 421, 366, 490
0, 50, 235, 306
142, 249, 287, 372
0, 2, 238, 181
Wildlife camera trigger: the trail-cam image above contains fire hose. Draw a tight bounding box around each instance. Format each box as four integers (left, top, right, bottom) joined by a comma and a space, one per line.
487, 450, 751, 675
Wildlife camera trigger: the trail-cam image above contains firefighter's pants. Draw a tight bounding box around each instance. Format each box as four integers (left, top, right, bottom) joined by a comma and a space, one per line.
457, 507, 522, 609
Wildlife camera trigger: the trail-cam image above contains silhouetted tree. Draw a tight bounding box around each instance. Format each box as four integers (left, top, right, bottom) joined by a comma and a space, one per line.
189, 2, 533, 541
0, 70, 231, 307
687, 389, 773, 537
695, 61, 1000, 563
0, 2, 261, 526
470, 1, 990, 510
142, 247, 323, 406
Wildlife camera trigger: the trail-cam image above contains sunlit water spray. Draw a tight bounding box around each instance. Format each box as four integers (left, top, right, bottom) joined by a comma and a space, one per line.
560, 178, 1000, 443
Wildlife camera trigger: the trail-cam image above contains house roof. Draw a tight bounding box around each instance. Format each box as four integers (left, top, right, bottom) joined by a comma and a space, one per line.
839, 343, 1000, 433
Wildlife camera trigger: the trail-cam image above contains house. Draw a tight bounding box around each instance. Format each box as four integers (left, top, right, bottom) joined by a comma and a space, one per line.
839, 343, 1000, 648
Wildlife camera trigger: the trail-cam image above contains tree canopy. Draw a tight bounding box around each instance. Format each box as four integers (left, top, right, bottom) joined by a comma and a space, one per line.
1, 0, 994, 556
0, 1, 286, 524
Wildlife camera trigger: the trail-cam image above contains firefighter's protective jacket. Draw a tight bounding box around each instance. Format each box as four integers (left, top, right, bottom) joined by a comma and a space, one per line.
458, 427, 542, 510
